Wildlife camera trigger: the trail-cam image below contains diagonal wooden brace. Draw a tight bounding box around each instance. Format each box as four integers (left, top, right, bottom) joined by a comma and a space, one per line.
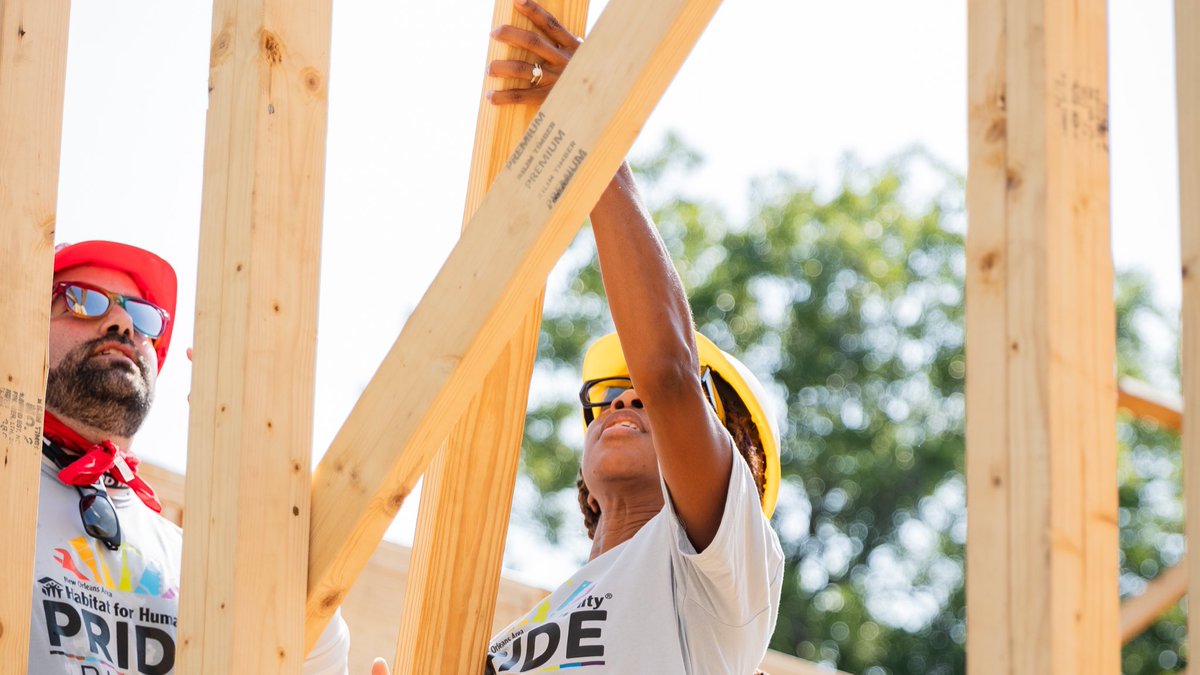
306, 0, 726, 648
0, 1, 71, 669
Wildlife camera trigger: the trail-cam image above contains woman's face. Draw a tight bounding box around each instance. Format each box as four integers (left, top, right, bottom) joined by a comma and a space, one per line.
580, 386, 661, 494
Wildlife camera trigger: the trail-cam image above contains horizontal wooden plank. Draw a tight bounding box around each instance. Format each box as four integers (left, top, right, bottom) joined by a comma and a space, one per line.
1117, 378, 1183, 432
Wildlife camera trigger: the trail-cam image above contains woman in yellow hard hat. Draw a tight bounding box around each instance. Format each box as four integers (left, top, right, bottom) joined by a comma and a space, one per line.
475, 2, 787, 673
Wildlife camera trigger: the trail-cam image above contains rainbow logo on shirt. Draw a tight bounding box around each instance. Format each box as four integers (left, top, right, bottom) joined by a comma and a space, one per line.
51, 536, 177, 599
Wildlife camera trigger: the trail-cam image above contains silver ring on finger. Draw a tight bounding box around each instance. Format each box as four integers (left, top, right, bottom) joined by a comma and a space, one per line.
530, 63, 544, 86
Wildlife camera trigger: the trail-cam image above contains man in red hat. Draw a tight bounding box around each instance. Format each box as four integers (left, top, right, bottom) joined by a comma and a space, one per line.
29, 241, 350, 674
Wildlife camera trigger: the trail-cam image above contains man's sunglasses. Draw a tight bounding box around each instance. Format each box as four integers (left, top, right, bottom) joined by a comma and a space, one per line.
579, 366, 726, 426
42, 441, 122, 551
74, 483, 122, 551
52, 281, 170, 340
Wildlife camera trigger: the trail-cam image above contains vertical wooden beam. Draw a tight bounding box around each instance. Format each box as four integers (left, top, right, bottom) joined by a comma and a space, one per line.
176, 0, 333, 671
392, 2, 589, 672
1179, 0, 1200, 665
0, 1, 71, 668
306, 0, 726, 646
966, 0, 1117, 673
965, 0, 1011, 668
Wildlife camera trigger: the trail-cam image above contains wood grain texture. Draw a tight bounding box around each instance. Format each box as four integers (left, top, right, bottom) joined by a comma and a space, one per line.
967, 0, 1117, 672
1179, 0, 1200, 665
176, 0, 333, 671
965, 0, 1011, 669
391, 2, 589, 672
306, 0, 726, 647
0, 1, 71, 668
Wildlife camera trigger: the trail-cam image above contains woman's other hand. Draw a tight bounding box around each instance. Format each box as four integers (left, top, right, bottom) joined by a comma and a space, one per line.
487, 0, 581, 105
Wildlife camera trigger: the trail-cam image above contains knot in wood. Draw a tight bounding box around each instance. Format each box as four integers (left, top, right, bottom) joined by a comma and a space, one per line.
320, 590, 344, 611
985, 118, 1005, 143
387, 490, 408, 513
261, 31, 284, 64
211, 29, 232, 64
301, 67, 324, 95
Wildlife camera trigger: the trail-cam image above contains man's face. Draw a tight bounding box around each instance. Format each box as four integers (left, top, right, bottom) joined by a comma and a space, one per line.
46, 265, 159, 438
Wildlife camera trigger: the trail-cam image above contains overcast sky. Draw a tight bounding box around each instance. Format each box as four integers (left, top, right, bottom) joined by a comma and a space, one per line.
51, 0, 1182, 579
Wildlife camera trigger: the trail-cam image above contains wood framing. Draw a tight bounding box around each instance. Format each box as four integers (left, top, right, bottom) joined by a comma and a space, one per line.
392, 2, 589, 672
1179, 0, 1200, 665
306, 0, 726, 646
0, 1, 71, 669
1119, 559, 1187, 644
965, 0, 1117, 672
1117, 378, 1183, 431
176, 0, 333, 671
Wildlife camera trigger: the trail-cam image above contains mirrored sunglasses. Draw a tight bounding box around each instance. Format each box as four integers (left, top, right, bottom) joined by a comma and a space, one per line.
52, 281, 170, 340
76, 483, 122, 551
579, 366, 725, 426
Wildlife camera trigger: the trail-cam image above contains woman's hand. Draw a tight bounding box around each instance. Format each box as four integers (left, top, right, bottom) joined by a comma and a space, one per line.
487, 0, 581, 105
370, 657, 390, 675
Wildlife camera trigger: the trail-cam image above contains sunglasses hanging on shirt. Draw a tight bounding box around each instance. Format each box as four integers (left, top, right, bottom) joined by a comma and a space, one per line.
42, 440, 123, 551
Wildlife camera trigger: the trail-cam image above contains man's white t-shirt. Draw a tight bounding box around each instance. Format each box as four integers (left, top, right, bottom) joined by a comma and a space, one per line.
486, 447, 784, 674
28, 452, 350, 674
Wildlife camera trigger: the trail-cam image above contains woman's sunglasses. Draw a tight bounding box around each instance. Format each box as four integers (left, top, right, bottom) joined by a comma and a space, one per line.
52, 281, 170, 340
579, 366, 726, 426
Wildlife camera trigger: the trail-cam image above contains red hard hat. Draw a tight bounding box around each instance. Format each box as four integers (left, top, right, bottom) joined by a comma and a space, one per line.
53, 241, 178, 371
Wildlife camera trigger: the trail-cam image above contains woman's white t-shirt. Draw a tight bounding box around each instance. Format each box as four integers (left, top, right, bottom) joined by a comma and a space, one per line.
487, 448, 784, 674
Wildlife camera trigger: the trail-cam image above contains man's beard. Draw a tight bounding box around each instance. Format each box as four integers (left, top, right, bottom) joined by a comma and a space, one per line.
45, 335, 155, 438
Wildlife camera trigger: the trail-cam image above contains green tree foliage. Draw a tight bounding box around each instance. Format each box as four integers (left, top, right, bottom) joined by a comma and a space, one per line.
517, 135, 1184, 673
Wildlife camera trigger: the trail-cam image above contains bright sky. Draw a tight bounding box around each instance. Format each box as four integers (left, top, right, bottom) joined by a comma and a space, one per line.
52, 0, 1182, 581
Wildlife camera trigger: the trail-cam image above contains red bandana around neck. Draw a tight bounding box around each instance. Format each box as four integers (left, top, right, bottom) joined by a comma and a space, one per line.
42, 412, 162, 513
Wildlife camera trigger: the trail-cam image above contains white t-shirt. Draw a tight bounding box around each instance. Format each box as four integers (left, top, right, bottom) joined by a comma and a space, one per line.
28, 450, 350, 674
486, 447, 784, 674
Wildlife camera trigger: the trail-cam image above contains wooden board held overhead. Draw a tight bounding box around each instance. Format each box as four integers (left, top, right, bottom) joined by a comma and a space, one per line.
307, 0, 727, 647
176, 0, 334, 672
0, 1, 72, 670
392, 2, 590, 672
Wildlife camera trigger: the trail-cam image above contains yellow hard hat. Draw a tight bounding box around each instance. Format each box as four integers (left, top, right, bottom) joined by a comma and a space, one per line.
580, 331, 782, 518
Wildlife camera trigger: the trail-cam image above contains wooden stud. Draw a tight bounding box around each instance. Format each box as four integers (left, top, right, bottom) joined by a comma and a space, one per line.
175, 0, 333, 671
1180, 0, 1200, 665
0, 1, 71, 668
966, 0, 1117, 672
964, 0, 1011, 668
391, 3, 589, 672
1117, 378, 1183, 431
306, 0, 726, 646
1119, 559, 1187, 644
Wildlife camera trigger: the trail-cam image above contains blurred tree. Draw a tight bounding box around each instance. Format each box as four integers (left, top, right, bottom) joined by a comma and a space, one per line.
515, 135, 1184, 673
